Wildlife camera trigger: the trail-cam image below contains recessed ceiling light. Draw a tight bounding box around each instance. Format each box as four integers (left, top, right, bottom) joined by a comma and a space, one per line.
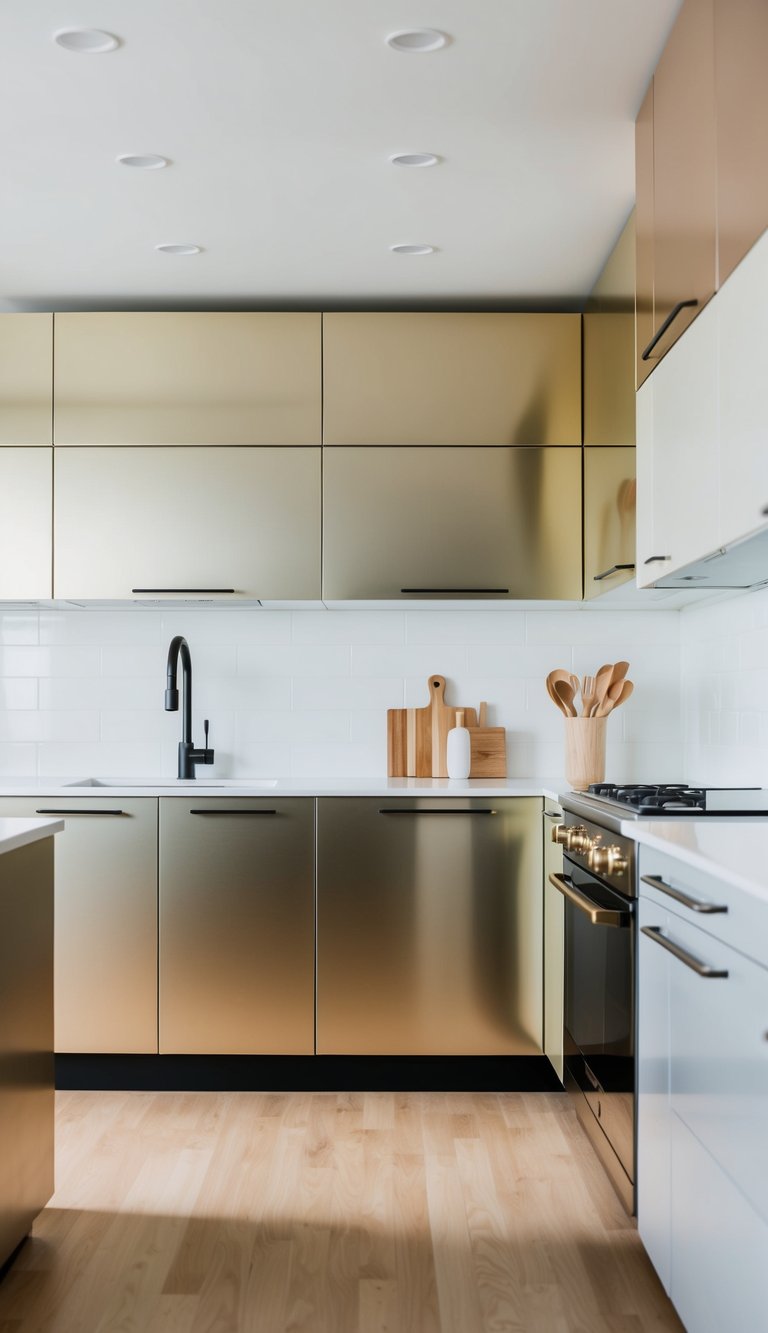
54, 28, 121, 54
389, 243, 437, 256
117, 154, 170, 171
155, 244, 203, 256
386, 29, 449, 53
390, 152, 440, 168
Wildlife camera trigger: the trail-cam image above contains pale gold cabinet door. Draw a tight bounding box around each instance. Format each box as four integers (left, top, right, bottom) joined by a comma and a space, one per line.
0, 314, 52, 446
543, 803, 564, 1083
584, 212, 635, 445
0, 448, 52, 598
715, 0, 768, 286
53, 447, 321, 599
323, 313, 581, 445
323, 446, 582, 600
0, 797, 158, 1054
159, 799, 315, 1055
650, 0, 717, 365
635, 82, 655, 389
316, 798, 543, 1055
54, 312, 321, 445
583, 447, 637, 600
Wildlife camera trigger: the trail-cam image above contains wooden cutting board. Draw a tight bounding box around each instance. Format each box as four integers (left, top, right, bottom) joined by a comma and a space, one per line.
468, 727, 507, 778
388, 676, 478, 777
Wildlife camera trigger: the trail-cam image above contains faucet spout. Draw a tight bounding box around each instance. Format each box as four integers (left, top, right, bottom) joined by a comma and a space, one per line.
164, 636, 213, 778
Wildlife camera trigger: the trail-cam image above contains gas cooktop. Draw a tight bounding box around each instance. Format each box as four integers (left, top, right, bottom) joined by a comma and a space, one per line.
580, 783, 768, 816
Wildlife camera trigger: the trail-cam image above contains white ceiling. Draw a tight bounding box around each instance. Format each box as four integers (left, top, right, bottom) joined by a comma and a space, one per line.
3, 1, 681, 310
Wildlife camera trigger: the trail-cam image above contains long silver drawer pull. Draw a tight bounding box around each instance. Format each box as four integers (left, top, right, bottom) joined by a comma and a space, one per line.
640, 926, 728, 978
189, 809, 278, 816
35, 807, 126, 816
379, 808, 497, 815
641, 874, 728, 914
548, 872, 630, 928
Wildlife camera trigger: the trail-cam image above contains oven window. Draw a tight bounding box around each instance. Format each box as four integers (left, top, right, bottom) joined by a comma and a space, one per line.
564, 865, 634, 1089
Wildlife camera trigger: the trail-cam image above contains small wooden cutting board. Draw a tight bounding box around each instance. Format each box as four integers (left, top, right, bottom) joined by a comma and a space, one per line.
388, 676, 478, 777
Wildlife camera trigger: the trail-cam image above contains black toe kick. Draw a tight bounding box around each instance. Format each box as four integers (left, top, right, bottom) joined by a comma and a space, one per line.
55, 1054, 564, 1094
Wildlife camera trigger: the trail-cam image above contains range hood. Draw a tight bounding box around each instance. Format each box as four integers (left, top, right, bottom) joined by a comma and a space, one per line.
653, 523, 768, 589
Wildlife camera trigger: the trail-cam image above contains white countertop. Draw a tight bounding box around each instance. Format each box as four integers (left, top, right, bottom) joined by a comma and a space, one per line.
626, 818, 768, 903
0, 817, 65, 856
0, 776, 567, 801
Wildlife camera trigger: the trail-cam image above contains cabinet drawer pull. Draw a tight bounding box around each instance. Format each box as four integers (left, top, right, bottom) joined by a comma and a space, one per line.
400, 588, 510, 595
131, 588, 236, 595
641, 298, 698, 361
593, 564, 635, 582
35, 807, 126, 816
542, 811, 563, 821
189, 809, 278, 816
548, 873, 630, 927
641, 874, 727, 914
640, 925, 728, 978
643, 555, 671, 565
378, 808, 497, 815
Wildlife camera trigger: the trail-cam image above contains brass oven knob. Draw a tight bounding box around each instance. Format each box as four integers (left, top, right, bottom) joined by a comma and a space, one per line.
552, 824, 570, 845
568, 826, 592, 852
588, 843, 628, 876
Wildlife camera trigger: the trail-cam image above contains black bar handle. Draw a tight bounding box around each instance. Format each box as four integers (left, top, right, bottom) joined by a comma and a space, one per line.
643, 555, 671, 565
593, 563, 636, 582
35, 808, 126, 816
641, 299, 698, 361
640, 874, 728, 914
131, 588, 236, 594
379, 808, 497, 815
640, 926, 728, 978
189, 809, 278, 816
400, 588, 509, 595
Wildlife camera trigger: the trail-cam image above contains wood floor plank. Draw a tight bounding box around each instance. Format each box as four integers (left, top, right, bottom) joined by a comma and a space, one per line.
0, 1091, 683, 1333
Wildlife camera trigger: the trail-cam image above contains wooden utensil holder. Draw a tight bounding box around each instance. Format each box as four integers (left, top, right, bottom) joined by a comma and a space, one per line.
564, 717, 607, 791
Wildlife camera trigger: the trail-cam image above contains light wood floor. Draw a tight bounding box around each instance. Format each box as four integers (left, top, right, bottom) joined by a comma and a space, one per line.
0, 1091, 682, 1332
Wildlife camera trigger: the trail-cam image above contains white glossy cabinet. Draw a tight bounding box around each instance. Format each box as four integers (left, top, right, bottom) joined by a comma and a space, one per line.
53, 447, 321, 600
637, 847, 768, 1328
636, 226, 768, 586
718, 228, 768, 548
0, 449, 52, 599
635, 296, 719, 587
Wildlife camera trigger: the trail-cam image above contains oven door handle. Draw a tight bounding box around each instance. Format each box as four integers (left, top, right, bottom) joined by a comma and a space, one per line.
548, 872, 631, 928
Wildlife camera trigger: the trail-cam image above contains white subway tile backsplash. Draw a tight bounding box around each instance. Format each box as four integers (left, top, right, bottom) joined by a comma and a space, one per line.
406, 611, 526, 645
0, 605, 689, 783
36, 741, 162, 778
0, 743, 37, 777
292, 612, 405, 645
0, 679, 38, 710
0, 646, 101, 678
0, 614, 39, 645
238, 644, 350, 677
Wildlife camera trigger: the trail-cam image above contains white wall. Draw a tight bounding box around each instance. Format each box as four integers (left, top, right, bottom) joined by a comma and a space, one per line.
682, 586, 768, 786
0, 607, 682, 782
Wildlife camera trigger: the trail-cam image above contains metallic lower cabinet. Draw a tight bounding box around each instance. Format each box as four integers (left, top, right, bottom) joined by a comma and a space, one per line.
159, 798, 315, 1055
316, 797, 543, 1055
0, 838, 54, 1267
542, 801, 565, 1082
0, 797, 158, 1054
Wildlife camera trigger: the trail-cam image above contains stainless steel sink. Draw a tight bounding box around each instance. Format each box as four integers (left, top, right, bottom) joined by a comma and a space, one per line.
64, 778, 279, 789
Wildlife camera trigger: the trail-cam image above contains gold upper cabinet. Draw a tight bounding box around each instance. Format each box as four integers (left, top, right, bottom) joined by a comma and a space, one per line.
0, 314, 53, 445
322, 312, 581, 445
54, 312, 322, 445
583, 213, 636, 445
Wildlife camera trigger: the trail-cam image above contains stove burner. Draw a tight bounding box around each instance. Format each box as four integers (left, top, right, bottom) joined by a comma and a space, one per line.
586, 783, 708, 813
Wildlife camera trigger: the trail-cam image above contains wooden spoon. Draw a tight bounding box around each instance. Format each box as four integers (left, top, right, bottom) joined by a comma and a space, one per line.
593, 663, 614, 714
595, 677, 634, 717
546, 676, 569, 716
609, 679, 634, 711
554, 678, 578, 717
610, 660, 630, 688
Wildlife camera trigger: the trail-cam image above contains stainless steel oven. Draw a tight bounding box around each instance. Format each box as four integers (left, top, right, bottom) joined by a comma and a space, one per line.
551, 805, 637, 1213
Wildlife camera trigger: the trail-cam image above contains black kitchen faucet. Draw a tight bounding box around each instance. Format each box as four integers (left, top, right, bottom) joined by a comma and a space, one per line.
164, 635, 214, 780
